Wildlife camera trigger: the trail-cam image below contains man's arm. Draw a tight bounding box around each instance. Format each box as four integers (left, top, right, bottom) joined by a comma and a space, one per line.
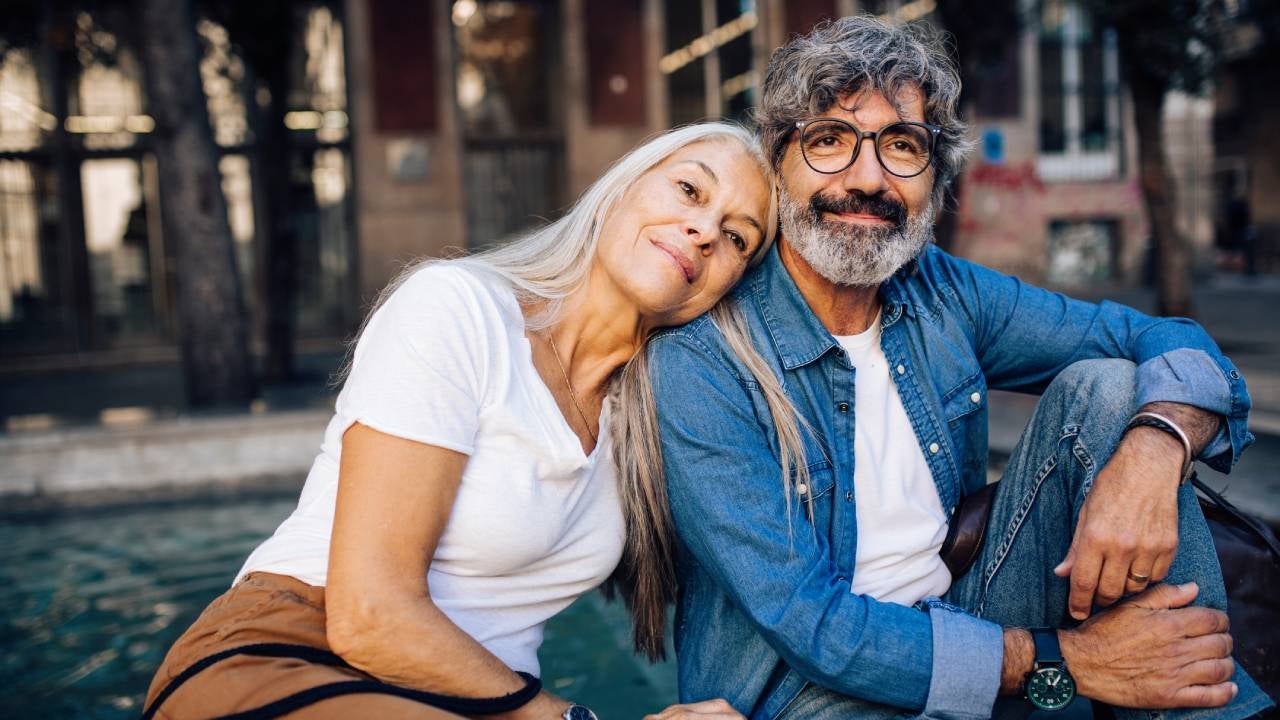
999, 584, 1237, 710
931, 248, 1252, 473
931, 249, 1250, 612
1055, 402, 1221, 617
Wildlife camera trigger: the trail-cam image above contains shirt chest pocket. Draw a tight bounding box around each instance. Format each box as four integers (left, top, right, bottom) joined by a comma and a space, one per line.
941, 371, 987, 423
940, 371, 989, 496
795, 454, 836, 532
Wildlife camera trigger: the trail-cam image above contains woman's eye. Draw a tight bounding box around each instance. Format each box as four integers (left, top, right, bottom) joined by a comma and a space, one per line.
677, 180, 697, 198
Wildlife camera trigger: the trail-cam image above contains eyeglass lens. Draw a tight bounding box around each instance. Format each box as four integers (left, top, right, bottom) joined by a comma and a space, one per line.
801, 120, 933, 177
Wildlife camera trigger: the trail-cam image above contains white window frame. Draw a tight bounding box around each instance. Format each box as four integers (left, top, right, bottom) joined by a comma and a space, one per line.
1036, 1, 1122, 182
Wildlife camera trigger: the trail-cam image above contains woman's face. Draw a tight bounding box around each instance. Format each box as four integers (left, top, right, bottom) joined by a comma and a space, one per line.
594, 140, 771, 329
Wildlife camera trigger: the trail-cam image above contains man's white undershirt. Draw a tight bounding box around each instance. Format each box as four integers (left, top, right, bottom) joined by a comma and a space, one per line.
835, 312, 953, 606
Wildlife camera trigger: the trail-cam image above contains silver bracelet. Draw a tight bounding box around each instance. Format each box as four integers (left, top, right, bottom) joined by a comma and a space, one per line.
1125, 411, 1195, 485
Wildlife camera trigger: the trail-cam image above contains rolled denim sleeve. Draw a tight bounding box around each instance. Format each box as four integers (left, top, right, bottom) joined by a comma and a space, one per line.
650, 329, 1002, 717
1135, 348, 1251, 470
927, 249, 1253, 473
920, 598, 1004, 720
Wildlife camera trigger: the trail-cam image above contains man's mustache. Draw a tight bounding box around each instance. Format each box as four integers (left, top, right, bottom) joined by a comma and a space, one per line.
810, 191, 907, 228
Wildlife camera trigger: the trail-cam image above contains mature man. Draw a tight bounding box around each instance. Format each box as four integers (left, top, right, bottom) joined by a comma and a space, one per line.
647, 16, 1273, 720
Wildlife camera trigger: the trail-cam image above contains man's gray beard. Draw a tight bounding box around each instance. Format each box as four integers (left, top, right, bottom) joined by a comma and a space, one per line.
779, 188, 936, 288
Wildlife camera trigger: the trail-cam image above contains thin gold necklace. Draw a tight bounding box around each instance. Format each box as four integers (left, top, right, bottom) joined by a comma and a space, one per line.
546, 332, 597, 445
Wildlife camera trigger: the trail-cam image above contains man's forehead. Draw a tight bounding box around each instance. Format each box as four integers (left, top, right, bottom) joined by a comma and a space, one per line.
828, 85, 927, 123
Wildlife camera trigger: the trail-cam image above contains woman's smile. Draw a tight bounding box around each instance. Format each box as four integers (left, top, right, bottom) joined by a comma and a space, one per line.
650, 237, 699, 284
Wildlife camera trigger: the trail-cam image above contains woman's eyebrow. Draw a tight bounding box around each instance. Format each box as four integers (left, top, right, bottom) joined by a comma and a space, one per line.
732, 213, 763, 236
674, 160, 720, 187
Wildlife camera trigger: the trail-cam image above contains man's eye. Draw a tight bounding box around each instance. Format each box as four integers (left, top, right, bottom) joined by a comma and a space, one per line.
726, 230, 746, 251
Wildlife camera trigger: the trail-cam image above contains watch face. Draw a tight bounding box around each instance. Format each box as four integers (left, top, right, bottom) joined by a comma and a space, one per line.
566, 706, 598, 720
1026, 667, 1077, 710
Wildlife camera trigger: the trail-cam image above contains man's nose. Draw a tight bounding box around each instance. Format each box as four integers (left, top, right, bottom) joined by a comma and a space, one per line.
840, 137, 890, 196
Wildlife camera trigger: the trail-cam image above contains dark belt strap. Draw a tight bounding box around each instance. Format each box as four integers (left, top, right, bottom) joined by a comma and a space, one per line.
140, 642, 541, 720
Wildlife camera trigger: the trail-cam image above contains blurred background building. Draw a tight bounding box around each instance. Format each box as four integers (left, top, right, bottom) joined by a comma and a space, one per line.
0, 0, 1275, 419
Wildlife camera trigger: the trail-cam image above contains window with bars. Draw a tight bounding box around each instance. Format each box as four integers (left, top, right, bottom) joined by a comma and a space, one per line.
661, 0, 759, 126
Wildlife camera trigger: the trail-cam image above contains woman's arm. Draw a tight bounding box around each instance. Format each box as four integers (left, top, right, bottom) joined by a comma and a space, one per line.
325, 421, 569, 719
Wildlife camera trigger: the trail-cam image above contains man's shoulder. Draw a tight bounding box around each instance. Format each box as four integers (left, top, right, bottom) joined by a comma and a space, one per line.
649, 312, 731, 361
891, 244, 1010, 306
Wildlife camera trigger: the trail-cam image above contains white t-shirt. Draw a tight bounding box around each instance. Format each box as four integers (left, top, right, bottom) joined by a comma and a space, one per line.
835, 314, 952, 606
237, 264, 625, 676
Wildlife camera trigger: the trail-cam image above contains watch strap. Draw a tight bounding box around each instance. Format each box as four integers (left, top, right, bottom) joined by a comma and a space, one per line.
1030, 628, 1063, 665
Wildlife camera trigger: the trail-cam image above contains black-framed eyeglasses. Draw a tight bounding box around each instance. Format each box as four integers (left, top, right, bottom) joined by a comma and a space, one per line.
795, 118, 942, 178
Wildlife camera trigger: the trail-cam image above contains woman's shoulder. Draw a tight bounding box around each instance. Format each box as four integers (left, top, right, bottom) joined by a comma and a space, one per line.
383, 261, 522, 331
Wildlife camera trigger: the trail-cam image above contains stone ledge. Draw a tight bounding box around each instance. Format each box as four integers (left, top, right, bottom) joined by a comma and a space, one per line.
0, 409, 328, 513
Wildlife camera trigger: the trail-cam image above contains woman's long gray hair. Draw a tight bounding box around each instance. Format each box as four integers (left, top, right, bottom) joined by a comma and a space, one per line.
610, 297, 813, 659
339, 121, 797, 660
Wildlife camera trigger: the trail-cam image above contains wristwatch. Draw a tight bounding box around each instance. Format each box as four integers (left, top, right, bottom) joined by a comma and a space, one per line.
563, 704, 599, 720
1024, 628, 1077, 711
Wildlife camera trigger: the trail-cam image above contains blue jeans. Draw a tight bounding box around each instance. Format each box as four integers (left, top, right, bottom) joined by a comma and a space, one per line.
777, 360, 1272, 720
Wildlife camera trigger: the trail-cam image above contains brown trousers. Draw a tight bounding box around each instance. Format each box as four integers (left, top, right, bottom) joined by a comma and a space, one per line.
143, 572, 460, 719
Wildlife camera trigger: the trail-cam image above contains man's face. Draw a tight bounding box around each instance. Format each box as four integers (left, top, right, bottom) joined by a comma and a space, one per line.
778, 87, 937, 288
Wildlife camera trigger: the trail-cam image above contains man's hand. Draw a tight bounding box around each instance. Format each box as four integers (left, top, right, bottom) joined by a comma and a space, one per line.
1059, 583, 1237, 709
1054, 402, 1222, 619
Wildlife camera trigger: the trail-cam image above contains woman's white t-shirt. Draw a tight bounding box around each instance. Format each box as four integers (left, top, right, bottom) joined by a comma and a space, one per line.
237, 264, 625, 676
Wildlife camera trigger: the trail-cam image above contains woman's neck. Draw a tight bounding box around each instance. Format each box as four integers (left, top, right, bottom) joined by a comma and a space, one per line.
528, 277, 646, 399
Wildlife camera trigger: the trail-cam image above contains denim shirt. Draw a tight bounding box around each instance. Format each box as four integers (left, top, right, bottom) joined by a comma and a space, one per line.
647, 244, 1252, 720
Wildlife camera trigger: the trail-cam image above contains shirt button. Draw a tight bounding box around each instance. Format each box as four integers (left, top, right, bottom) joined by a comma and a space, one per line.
845, 491, 853, 502
970, 392, 981, 404
837, 402, 850, 412
896, 364, 906, 375
796, 483, 808, 495
929, 442, 940, 454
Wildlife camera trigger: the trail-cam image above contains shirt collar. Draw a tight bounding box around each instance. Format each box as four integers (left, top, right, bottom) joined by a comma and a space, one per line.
746, 244, 917, 371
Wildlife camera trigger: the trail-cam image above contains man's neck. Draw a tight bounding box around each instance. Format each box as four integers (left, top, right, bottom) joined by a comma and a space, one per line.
778, 238, 883, 336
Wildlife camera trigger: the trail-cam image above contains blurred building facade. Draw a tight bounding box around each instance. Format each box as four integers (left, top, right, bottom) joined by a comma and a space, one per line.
0, 2, 354, 372
0, 0, 1247, 388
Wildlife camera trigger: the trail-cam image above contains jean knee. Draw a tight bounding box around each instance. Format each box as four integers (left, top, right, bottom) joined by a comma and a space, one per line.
1044, 359, 1138, 427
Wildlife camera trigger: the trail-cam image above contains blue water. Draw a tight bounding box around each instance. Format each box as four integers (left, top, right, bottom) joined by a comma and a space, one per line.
0, 496, 677, 718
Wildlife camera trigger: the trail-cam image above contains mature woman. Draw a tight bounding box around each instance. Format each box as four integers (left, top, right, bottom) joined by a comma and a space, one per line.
141, 122, 774, 720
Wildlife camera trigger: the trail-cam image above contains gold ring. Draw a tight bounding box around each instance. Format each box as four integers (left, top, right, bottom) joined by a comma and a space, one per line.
1128, 572, 1151, 583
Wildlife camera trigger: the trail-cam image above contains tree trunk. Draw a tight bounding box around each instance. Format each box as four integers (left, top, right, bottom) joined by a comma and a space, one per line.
1131, 75, 1195, 318
260, 56, 299, 383
138, 0, 255, 407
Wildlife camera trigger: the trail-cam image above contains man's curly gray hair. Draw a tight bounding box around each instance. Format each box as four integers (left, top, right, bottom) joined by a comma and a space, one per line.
757, 15, 973, 208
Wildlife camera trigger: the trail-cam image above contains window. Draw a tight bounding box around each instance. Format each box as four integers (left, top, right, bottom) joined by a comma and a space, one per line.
1037, 0, 1121, 181
661, 0, 759, 125
1047, 218, 1118, 285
